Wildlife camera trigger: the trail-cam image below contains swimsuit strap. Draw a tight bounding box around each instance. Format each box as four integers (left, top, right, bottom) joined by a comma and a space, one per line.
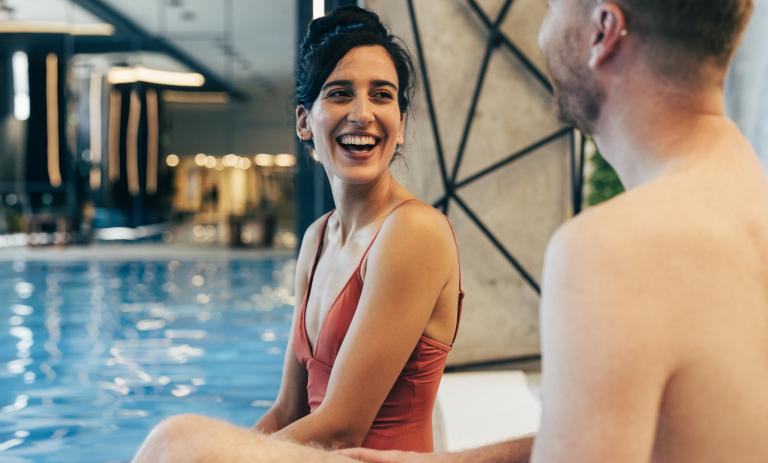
305, 210, 334, 304
444, 216, 464, 346
356, 198, 417, 270
356, 200, 463, 346
307, 199, 414, 290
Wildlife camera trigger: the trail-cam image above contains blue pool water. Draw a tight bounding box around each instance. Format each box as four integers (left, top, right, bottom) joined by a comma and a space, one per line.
0, 256, 296, 462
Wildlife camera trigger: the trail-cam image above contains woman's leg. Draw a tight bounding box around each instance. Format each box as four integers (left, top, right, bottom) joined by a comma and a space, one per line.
131, 414, 355, 463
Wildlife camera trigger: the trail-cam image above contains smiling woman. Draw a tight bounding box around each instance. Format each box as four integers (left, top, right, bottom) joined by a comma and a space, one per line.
132, 6, 464, 461
297, 45, 406, 185
258, 6, 464, 452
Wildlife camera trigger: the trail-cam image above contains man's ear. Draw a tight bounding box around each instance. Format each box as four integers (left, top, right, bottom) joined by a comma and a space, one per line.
296, 105, 313, 141
588, 2, 628, 69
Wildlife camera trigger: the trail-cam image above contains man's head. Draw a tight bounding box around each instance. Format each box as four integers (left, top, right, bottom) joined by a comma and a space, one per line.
538, 0, 754, 134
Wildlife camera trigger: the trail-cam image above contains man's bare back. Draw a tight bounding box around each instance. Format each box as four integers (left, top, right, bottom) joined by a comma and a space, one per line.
552, 121, 768, 462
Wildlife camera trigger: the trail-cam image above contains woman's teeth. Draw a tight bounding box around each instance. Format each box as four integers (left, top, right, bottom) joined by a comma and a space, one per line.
339, 135, 377, 145
338, 135, 379, 152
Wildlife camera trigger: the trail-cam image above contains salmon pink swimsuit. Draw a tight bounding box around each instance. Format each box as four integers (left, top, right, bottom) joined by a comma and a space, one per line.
292, 201, 463, 451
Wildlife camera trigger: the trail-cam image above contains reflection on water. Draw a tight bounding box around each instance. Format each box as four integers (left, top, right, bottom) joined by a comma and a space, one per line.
0, 257, 295, 462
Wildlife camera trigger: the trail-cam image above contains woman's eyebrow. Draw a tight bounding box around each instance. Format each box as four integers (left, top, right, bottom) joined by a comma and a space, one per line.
321, 80, 353, 91
321, 79, 398, 91
371, 80, 397, 90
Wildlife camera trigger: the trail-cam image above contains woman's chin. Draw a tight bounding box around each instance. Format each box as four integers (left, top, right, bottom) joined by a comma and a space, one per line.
335, 166, 387, 186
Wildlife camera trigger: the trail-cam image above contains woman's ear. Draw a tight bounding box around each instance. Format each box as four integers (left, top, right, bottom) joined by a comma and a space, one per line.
397, 113, 406, 145
296, 105, 313, 142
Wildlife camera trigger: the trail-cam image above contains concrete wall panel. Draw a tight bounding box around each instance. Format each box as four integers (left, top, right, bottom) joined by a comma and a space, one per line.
364, 0, 570, 365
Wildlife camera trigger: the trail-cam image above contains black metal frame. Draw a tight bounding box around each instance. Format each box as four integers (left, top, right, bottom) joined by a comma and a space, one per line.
407, 0, 586, 293
406, 0, 587, 367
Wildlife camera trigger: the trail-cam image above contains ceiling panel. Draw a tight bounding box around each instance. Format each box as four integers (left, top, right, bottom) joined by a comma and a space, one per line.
2, 0, 296, 94
101, 0, 296, 86
1, 0, 105, 24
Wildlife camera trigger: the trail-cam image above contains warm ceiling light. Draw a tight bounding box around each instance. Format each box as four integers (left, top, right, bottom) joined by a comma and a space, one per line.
238, 157, 252, 170
253, 153, 274, 167
194, 153, 207, 166
223, 154, 238, 167
163, 90, 229, 104
166, 154, 180, 167
0, 22, 115, 36
275, 154, 296, 167
108, 66, 205, 87
204, 156, 217, 169
107, 67, 138, 84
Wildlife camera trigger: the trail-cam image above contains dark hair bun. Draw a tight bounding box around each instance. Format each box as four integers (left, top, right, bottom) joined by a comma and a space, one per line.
295, 5, 417, 142
306, 6, 387, 46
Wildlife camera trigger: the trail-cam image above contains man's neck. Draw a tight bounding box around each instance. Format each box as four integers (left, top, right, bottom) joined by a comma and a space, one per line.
592, 84, 728, 190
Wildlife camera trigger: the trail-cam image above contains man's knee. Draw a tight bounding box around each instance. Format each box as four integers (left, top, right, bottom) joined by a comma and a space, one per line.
134, 414, 215, 463
154, 414, 210, 438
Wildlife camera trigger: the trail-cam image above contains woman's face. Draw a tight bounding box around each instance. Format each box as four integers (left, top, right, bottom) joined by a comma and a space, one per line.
297, 45, 405, 185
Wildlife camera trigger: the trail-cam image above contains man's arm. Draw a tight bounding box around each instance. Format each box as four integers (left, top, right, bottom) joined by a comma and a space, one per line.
339, 435, 534, 463
440, 435, 535, 463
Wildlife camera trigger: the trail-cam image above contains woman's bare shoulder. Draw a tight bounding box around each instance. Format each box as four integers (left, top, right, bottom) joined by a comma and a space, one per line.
390, 199, 451, 229
379, 200, 456, 254
361, 200, 457, 295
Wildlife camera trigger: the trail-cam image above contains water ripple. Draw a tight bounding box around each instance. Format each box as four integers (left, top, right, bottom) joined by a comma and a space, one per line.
0, 258, 294, 461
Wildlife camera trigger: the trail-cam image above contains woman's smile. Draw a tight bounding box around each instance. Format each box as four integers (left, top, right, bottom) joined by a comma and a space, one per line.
302, 45, 405, 183
336, 132, 382, 161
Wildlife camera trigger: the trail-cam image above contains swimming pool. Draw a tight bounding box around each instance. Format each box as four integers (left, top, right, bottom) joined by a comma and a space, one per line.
0, 254, 295, 462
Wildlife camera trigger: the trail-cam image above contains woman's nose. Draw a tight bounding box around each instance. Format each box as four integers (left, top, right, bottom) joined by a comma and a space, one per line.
347, 96, 374, 125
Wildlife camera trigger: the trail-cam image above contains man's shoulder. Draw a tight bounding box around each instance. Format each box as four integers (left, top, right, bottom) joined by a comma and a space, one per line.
550, 195, 649, 259
555, 185, 713, 257
542, 192, 695, 354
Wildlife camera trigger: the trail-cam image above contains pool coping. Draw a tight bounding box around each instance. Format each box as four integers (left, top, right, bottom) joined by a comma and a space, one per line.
0, 244, 295, 261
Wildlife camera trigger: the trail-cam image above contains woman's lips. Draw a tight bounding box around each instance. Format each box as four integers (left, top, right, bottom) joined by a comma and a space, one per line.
338, 141, 377, 160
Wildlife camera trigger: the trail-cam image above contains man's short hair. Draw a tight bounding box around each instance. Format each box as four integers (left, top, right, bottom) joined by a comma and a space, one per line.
617, 0, 754, 67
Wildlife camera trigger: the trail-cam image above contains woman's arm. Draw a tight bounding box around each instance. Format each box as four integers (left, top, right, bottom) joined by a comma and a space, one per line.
274, 204, 457, 448
253, 216, 324, 433
253, 346, 309, 433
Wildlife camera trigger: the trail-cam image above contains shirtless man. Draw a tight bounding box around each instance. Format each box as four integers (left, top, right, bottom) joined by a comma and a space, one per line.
343, 0, 767, 461
132, 0, 767, 462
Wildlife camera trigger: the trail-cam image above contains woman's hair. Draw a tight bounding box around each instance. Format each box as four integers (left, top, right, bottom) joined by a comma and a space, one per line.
295, 6, 417, 115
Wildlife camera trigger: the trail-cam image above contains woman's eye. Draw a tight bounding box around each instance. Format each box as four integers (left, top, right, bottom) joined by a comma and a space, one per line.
327, 89, 352, 98
372, 90, 394, 100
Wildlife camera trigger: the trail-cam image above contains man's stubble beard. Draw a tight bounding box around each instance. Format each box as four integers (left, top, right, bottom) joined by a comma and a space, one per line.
546, 29, 605, 135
